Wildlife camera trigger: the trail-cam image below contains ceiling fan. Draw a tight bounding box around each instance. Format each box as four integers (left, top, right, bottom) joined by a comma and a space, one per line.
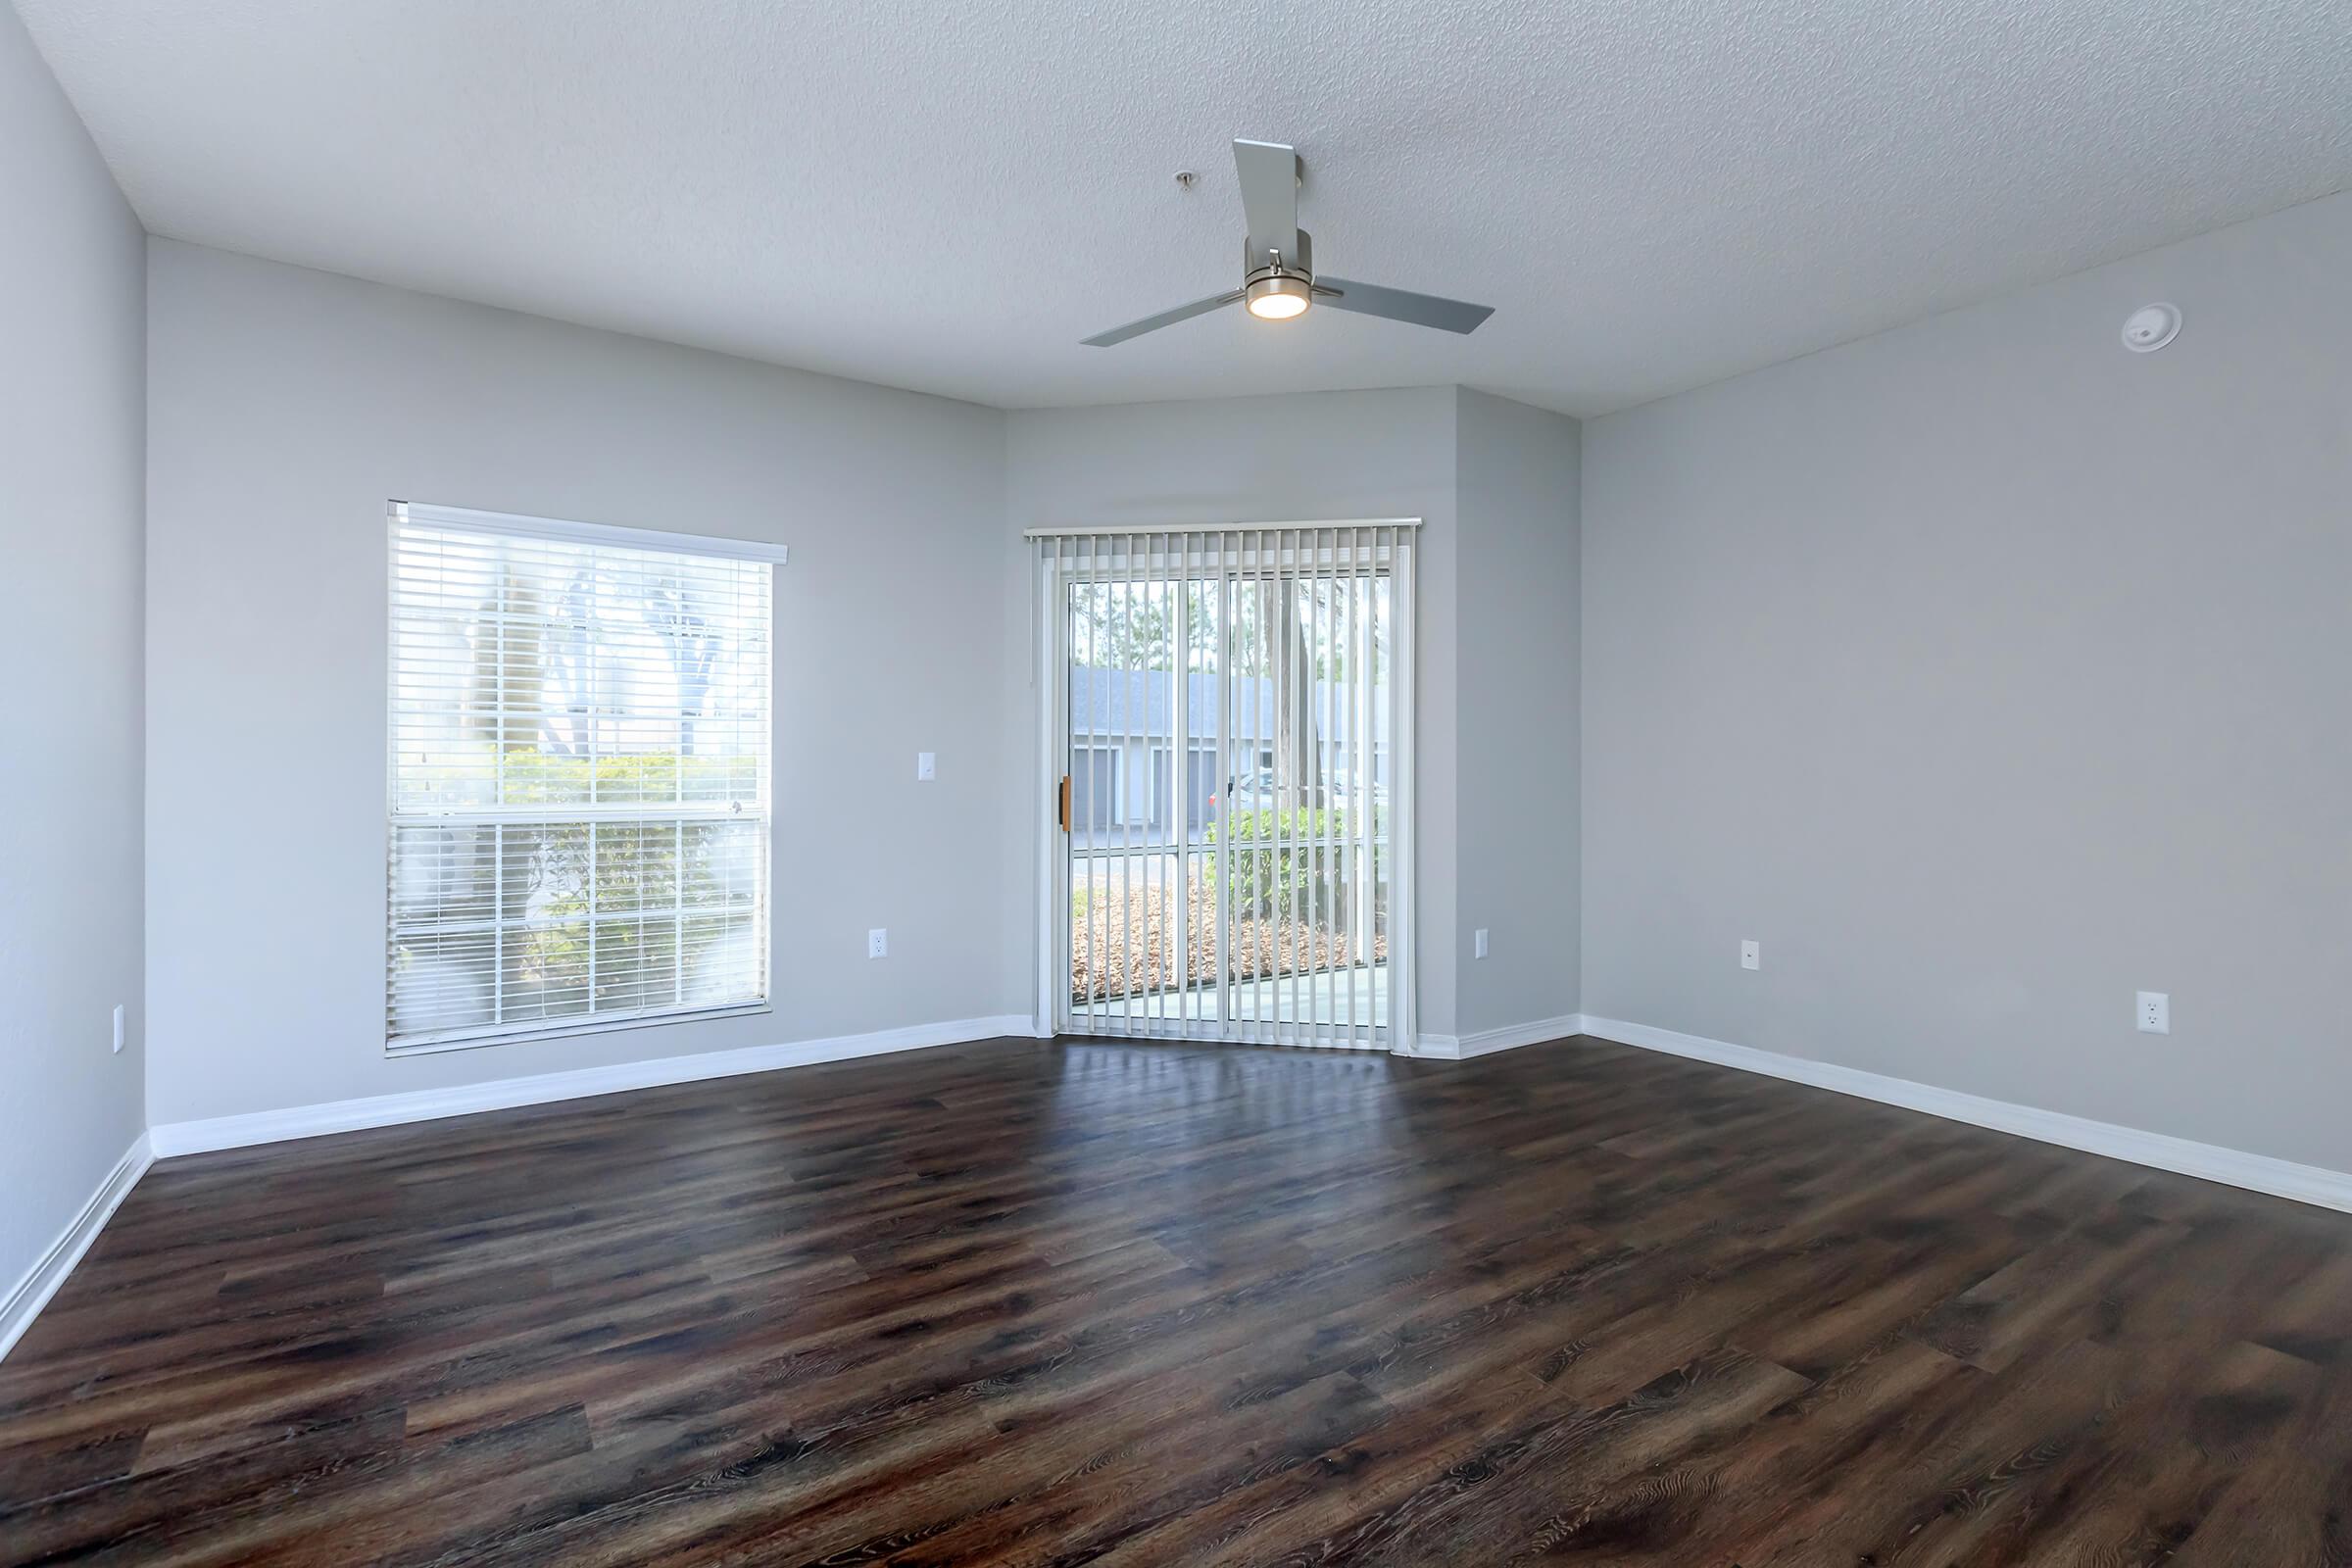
1082, 138, 1495, 347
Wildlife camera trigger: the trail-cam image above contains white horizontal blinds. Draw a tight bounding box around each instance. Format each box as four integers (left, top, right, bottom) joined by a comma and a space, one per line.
1043, 523, 1409, 1050
386, 503, 773, 1050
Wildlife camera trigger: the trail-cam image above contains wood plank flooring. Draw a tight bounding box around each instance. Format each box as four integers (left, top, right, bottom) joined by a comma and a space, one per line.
4, 1033, 2350, 1564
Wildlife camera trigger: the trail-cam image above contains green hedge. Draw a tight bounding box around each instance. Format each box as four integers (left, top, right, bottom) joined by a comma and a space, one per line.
1204, 807, 1381, 918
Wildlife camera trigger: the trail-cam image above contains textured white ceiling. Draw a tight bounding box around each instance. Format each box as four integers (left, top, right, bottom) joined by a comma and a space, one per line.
17, 0, 2352, 415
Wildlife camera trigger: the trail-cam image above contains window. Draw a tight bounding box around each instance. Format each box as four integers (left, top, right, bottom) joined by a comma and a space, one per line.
385, 502, 782, 1051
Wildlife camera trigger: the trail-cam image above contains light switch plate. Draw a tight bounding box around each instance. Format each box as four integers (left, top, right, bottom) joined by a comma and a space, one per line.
916, 753, 935, 781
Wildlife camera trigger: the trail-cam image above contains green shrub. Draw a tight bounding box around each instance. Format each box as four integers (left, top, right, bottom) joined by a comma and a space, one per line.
1203, 807, 1376, 918
498, 749, 754, 805
398, 746, 757, 1012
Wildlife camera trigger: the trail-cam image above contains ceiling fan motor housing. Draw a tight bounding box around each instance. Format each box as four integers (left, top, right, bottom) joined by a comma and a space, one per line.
1245, 227, 1311, 283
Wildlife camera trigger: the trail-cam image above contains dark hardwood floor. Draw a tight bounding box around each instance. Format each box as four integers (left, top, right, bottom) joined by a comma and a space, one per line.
4, 1034, 2350, 1565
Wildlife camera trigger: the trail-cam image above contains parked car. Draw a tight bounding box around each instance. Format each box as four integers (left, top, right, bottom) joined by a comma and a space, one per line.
1213, 767, 1278, 810
1212, 767, 1386, 812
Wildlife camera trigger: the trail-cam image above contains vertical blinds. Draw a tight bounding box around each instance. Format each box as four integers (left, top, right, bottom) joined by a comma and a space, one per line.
386, 502, 778, 1051
1036, 522, 1416, 1054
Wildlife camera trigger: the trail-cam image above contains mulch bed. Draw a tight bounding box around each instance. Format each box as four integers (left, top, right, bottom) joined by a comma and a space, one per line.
1072, 868, 1387, 1003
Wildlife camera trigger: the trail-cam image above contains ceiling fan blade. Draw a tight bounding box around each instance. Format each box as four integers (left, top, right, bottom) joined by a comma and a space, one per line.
1314, 277, 1494, 334
1232, 138, 1301, 270
1081, 289, 1245, 347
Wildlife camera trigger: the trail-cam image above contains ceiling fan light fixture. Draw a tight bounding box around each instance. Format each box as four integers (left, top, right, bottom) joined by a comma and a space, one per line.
1078, 140, 1493, 346
1245, 273, 1312, 320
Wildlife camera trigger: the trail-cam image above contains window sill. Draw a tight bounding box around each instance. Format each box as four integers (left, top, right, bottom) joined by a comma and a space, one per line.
386, 1001, 774, 1057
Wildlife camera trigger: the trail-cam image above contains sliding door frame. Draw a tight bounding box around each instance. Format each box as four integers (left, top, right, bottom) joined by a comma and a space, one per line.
1028, 519, 1419, 1056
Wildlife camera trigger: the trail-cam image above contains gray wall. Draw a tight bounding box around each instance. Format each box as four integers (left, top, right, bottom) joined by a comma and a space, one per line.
144, 242, 1017, 1125
1454, 390, 1581, 1036
0, 8, 147, 1294
1582, 192, 2352, 1171
142, 262, 1592, 1128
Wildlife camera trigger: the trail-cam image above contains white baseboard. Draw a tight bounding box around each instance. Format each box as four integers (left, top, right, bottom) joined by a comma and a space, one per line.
1580, 1014, 2352, 1216
149, 1014, 1036, 1158
1416, 1013, 1592, 1060
0, 1132, 154, 1364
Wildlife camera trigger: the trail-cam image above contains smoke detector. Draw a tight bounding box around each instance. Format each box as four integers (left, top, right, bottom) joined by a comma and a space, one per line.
2122, 303, 2180, 353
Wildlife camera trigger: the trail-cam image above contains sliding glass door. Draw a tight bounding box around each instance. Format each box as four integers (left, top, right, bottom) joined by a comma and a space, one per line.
1034, 524, 1416, 1052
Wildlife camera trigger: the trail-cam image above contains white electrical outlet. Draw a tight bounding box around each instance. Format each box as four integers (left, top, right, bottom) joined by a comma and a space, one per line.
112, 1004, 124, 1054
1473, 928, 1490, 959
868, 928, 889, 959
2136, 991, 2170, 1034
1740, 940, 1761, 971
916, 752, 936, 781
